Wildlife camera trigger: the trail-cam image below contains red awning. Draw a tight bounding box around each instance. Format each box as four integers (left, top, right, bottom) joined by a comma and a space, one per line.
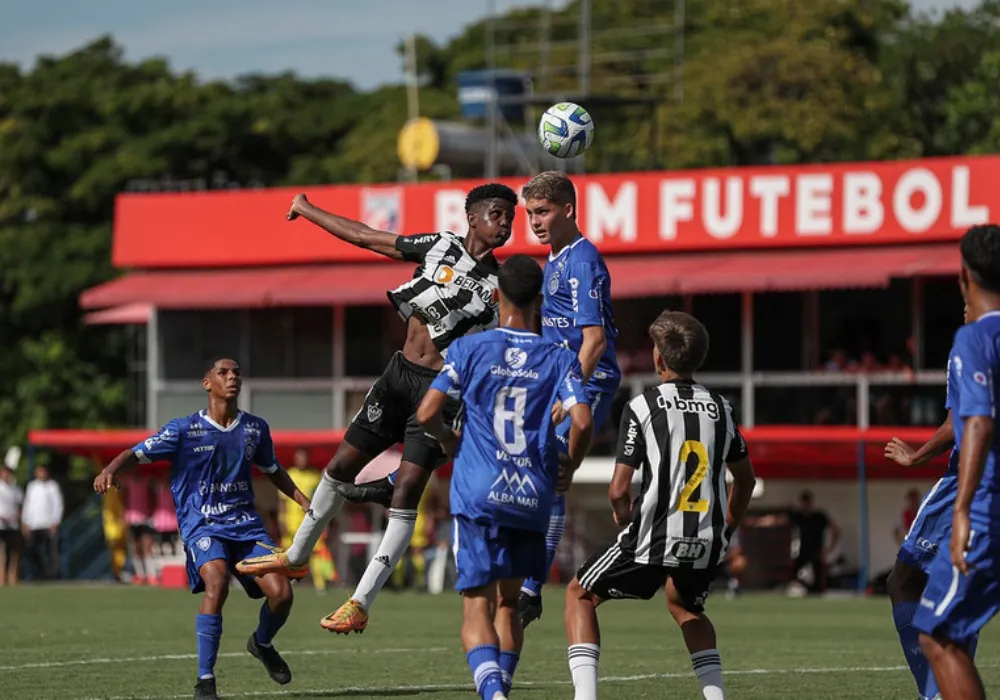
80, 264, 415, 310
606, 242, 959, 296
79, 243, 960, 312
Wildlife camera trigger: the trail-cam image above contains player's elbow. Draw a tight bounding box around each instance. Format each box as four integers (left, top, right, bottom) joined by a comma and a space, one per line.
571, 406, 593, 437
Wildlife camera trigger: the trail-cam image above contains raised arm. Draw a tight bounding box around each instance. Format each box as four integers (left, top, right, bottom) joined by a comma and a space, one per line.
287, 193, 404, 260
884, 412, 955, 467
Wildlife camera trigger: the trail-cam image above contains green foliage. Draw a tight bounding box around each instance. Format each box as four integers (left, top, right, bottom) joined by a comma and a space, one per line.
0, 1, 999, 479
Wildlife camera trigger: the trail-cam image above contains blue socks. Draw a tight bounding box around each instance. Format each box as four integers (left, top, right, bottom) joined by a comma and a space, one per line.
196, 613, 222, 680
255, 601, 289, 646
467, 644, 504, 700
499, 651, 520, 694
894, 602, 938, 699
521, 493, 566, 597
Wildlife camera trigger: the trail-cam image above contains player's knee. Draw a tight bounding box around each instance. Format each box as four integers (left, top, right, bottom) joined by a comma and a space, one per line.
267, 577, 294, 609
887, 559, 925, 603
919, 632, 945, 661
565, 577, 596, 605
391, 469, 429, 509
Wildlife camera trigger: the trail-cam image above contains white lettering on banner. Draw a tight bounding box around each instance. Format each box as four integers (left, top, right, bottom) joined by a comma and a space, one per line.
659, 179, 696, 240
843, 172, 884, 234
796, 174, 833, 235
434, 190, 467, 235
952, 166, 989, 228
749, 176, 790, 237
702, 177, 743, 239
894, 169, 942, 233
586, 182, 637, 242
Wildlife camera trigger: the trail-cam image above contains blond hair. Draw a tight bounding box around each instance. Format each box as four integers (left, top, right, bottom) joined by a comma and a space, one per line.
521, 170, 576, 208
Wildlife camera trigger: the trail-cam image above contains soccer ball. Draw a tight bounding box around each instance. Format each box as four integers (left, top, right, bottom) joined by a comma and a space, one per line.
537, 102, 594, 159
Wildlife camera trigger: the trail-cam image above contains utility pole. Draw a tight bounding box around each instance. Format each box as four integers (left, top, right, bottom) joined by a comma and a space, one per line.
404, 33, 420, 181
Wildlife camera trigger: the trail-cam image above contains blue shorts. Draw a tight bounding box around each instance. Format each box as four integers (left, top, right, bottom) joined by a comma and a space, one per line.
185, 533, 276, 599
452, 515, 547, 592
913, 526, 1000, 646
555, 387, 617, 450
897, 475, 958, 572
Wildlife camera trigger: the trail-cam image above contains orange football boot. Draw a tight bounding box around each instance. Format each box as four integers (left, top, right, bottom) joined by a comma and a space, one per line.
235, 543, 309, 580
320, 599, 369, 634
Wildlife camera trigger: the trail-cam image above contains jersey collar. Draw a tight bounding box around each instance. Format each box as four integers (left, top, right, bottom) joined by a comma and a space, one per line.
498, 327, 540, 338
199, 410, 243, 432
548, 235, 585, 262
976, 310, 1000, 323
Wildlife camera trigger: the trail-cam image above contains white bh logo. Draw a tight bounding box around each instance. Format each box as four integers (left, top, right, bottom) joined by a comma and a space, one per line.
197, 537, 212, 551
504, 347, 527, 369
491, 469, 538, 496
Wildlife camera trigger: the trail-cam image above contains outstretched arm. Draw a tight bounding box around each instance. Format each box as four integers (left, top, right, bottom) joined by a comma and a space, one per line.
287, 194, 404, 260
884, 411, 954, 467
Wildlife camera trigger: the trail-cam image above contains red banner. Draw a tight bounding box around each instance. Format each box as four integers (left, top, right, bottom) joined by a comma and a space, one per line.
113, 155, 1000, 268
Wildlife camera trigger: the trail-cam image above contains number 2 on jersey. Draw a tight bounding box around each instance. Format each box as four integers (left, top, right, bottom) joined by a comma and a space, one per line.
677, 440, 709, 513
494, 386, 527, 455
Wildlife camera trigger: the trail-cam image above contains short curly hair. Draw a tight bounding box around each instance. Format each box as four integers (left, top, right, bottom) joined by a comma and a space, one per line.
960, 224, 1000, 292
521, 170, 576, 208
465, 183, 518, 213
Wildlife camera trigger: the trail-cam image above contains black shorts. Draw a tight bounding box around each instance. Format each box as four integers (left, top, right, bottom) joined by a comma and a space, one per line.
0, 529, 21, 552
345, 352, 461, 470
576, 540, 717, 613
129, 523, 155, 539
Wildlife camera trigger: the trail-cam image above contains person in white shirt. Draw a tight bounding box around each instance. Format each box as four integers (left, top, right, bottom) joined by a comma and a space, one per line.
21, 465, 63, 580
0, 465, 24, 585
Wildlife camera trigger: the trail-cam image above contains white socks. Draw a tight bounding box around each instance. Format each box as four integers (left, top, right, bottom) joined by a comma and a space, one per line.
691, 649, 725, 699
351, 508, 417, 610
287, 473, 344, 566
568, 643, 599, 700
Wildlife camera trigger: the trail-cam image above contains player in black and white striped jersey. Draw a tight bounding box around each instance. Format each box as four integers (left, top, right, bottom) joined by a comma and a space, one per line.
564, 311, 757, 700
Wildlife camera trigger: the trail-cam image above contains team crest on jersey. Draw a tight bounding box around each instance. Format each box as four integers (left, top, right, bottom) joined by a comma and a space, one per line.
367, 401, 384, 423
196, 537, 212, 551
547, 273, 560, 295
504, 347, 527, 369
244, 436, 256, 460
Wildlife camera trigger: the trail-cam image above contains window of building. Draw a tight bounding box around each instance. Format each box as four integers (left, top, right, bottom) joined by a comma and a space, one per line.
922, 276, 963, 371
692, 294, 741, 372
159, 310, 242, 380
817, 281, 912, 372
753, 292, 804, 371
249, 308, 333, 378
345, 306, 392, 377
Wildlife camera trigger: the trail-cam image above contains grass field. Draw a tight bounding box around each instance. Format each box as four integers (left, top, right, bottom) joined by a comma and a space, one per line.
3, 584, 998, 699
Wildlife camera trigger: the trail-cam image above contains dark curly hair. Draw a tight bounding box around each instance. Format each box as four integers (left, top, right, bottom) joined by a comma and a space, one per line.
499, 255, 543, 306
465, 183, 518, 213
960, 224, 1000, 292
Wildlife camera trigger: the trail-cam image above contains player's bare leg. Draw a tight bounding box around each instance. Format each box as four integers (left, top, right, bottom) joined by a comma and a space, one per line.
920, 632, 983, 700
462, 582, 507, 700
194, 560, 230, 700
248, 573, 293, 685
564, 577, 601, 700
237, 441, 375, 578
665, 577, 725, 700
322, 461, 430, 633
493, 579, 523, 695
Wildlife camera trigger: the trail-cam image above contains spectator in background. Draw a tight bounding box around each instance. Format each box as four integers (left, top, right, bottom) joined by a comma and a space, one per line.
790, 490, 840, 594
152, 477, 179, 556
279, 448, 336, 592
894, 488, 922, 546
0, 465, 23, 586
124, 473, 157, 585
20, 465, 63, 580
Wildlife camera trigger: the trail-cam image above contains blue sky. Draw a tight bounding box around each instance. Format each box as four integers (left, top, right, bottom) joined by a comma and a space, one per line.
0, 0, 981, 89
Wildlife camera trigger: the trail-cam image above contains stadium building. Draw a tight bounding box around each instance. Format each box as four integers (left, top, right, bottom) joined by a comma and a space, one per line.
30, 154, 1000, 590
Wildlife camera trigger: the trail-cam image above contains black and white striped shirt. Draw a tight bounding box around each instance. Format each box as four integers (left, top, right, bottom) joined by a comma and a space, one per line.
388, 232, 500, 352
615, 380, 748, 569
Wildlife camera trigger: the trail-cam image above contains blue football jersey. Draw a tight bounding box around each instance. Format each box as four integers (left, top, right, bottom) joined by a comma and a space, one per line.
948, 310, 1000, 517
131, 410, 279, 543
541, 236, 621, 392
944, 344, 961, 476
431, 328, 589, 532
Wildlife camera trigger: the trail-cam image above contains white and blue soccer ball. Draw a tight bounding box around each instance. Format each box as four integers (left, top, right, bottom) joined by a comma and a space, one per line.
537, 102, 594, 159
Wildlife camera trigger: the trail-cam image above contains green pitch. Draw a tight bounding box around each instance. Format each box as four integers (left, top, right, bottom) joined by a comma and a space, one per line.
2, 585, 998, 699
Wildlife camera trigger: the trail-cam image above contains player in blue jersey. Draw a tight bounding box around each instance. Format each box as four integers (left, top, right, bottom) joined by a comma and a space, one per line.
883, 305, 971, 700
913, 224, 1000, 700
517, 170, 621, 627
417, 255, 594, 700
93, 358, 311, 700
